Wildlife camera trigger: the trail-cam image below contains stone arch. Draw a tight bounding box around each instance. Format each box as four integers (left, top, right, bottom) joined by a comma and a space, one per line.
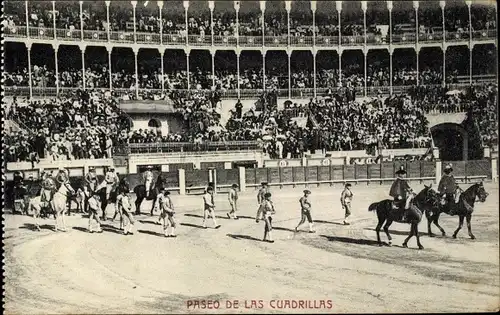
148, 118, 161, 128
430, 123, 468, 161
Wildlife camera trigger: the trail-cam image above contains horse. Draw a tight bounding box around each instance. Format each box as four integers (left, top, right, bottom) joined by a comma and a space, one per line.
425, 182, 489, 239
96, 185, 118, 221
368, 185, 441, 249
30, 181, 75, 232
12, 184, 30, 215
133, 173, 165, 216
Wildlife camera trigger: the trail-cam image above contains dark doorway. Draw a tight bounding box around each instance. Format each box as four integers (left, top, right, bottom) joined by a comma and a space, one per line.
431, 123, 468, 161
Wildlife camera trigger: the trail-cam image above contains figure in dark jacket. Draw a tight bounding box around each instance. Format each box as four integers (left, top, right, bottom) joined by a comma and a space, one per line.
438, 163, 458, 214
389, 166, 413, 220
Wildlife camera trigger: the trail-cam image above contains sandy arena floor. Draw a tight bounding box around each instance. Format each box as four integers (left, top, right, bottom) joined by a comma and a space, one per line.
3, 183, 499, 313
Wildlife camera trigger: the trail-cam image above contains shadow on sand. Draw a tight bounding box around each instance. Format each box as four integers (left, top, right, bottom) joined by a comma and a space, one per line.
184, 213, 229, 220
20, 223, 53, 231
180, 223, 207, 229
227, 234, 262, 242
320, 234, 386, 247
315, 220, 348, 226
138, 229, 165, 237
364, 227, 429, 237
138, 220, 161, 226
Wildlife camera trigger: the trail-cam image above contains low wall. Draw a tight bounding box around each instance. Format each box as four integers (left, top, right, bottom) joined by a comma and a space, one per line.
5, 160, 494, 208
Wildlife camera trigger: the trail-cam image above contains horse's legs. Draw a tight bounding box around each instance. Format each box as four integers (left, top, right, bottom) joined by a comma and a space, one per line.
54, 211, 59, 231
375, 218, 384, 246
426, 212, 435, 237
415, 223, 424, 250
67, 198, 71, 216
383, 220, 393, 245
135, 197, 142, 215
452, 215, 465, 239
101, 201, 107, 221
402, 223, 415, 248
33, 205, 41, 231
150, 199, 156, 216
433, 214, 446, 236
466, 214, 475, 240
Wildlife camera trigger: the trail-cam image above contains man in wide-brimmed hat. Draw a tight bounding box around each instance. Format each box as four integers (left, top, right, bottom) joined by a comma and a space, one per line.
256, 182, 270, 221
261, 192, 275, 243
341, 183, 354, 225
438, 163, 458, 214
85, 166, 98, 195
295, 190, 315, 233
227, 183, 239, 220
389, 166, 413, 220
143, 165, 155, 198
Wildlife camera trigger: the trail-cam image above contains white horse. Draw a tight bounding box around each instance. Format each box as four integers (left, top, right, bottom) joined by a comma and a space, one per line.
29, 181, 75, 232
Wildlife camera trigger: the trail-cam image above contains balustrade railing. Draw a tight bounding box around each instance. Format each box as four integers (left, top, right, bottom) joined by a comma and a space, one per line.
5, 81, 497, 100
315, 36, 339, 46
4, 26, 497, 46
126, 141, 260, 154
392, 33, 416, 43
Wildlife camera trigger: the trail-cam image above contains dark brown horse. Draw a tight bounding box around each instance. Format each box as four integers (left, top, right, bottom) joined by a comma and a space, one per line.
369, 185, 440, 249
425, 182, 489, 239
133, 172, 166, 215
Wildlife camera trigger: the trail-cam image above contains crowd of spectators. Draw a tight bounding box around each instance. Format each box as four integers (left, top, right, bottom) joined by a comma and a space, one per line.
5, 90, 129, 163
4, 61, 489, 99
4, 1, 496, 40
5, 80, 497, 164
224, 87, 434, 159
467, 84, 498, 147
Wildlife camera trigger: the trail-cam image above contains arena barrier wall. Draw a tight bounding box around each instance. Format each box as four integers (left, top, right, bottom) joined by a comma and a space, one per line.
5, 160, 495, 208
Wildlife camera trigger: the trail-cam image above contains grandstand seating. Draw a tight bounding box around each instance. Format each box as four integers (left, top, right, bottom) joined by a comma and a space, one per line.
3, 1, 498, 165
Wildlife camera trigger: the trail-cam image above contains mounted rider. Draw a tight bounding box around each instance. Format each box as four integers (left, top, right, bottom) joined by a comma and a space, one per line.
389, 166, 414, 221
85, 166, 99, 195
40, 169, 57, 209
118, 175, 130, 195
438, 163, 459, 215
13, 170, 25, 200
55, 167, 70, 186
98, 165, 119, 200
13, 170, 25, 187
143, 166, 155, 198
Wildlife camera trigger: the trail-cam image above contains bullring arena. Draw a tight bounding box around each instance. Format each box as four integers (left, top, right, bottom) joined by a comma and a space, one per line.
3, 183, 499, 313
3, 0, 500, 313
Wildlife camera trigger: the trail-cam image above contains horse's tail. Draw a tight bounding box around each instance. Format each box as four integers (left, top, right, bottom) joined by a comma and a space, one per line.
368, 202, 379, 212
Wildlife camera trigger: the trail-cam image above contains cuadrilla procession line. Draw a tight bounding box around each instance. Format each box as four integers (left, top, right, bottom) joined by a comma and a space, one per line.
1, 0, 498, 314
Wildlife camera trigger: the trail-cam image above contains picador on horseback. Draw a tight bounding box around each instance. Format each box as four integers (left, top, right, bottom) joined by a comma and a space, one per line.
55, 167, 69, 185
13, 170, 25, 199
40, 169, 57, 215
438, 163, 459, 215
143, 166, 154, 198
85, 166, 98, 196
98, 165, 119, 200
389, 166, 414, 221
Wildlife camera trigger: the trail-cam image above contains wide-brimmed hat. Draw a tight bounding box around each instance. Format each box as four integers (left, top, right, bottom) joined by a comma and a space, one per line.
444, 164, 453, 173
261, 182, 268, 186
146, 165, 153, 169
232, 184, 239, 188
345, 183, 352, 187
303, 189, 311, 194
395, 166, 407, 175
